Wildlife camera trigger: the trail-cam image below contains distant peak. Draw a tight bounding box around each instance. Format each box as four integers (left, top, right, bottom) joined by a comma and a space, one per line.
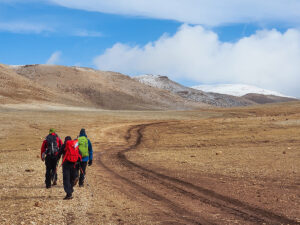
135, 74, 168, 79
192, 84, 294, 98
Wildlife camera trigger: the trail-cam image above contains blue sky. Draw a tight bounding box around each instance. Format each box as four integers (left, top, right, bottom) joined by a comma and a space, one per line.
0, 2, 180, 66
0, 0, 300, 96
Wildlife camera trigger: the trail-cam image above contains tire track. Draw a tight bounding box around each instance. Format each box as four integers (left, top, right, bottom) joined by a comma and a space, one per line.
99, 124, 212, 224
99, 156, 211, 225
99, 123, 299, 225
118, 124, 266, 224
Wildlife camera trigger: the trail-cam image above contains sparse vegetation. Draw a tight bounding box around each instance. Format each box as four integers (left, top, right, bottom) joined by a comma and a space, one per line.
0, 102, 299, 224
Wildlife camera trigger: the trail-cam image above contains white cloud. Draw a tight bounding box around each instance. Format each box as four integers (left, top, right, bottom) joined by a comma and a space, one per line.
0, 0, 47, 2
93, 25, 300, 97
50, 0, 300, 26
46, 51, 62, 64
0, 21, 53, 34
73, 30, 103, 37
0, 21, 103, 37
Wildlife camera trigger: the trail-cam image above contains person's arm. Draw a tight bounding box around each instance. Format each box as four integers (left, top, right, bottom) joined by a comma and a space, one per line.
41, 140, 47, 161
57, 143, 65, 161
54, 136, 63, 161
88, 139, 93, 166
57, 136, 63, 148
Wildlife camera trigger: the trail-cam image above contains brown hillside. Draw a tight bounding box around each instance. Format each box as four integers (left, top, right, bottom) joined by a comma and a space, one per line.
3, 64, 208, 110
243, 93, 297, 104
0, 64, 56, 104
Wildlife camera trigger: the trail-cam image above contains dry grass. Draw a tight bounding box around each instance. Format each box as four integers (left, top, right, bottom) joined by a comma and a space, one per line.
0, 102, 299, 224
127, 102, 300, 221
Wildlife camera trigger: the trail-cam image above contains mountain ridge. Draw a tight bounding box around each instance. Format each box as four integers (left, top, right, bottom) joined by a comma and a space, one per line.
1, 64, 297, 110
192, 84, 294, 98
134, 74, 297, 106
133, 74, 255, 107
1, 64, 206, 110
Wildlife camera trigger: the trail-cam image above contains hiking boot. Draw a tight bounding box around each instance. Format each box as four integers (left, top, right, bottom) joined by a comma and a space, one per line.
53, 180, 57, 186
79, 183, 84, 187
46, 185, 51, 189
63, 194, 73, 200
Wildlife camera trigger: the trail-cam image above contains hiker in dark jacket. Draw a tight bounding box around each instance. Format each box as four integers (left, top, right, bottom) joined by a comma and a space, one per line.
77, 128, 93, 187
58, 136, 82, 200
41, 128, 63, 188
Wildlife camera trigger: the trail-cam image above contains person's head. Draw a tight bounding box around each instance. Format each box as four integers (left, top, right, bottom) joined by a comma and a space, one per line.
79, 128, 87, 137
49, 128, 56, 134
64, 136, 72, 143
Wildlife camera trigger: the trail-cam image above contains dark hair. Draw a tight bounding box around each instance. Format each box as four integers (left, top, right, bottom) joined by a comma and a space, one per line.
79, 128, 87, 137
64, 136, 72, 143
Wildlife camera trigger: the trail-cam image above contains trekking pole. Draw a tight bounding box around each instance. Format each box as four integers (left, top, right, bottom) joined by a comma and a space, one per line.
79, 167, 94, 197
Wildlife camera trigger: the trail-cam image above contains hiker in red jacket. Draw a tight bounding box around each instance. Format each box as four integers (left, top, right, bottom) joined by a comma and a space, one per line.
57, 136, 82, 200
41, 128, 63, 188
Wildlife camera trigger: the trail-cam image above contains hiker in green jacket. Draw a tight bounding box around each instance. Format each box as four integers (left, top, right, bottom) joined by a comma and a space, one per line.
77, 128, 93, 187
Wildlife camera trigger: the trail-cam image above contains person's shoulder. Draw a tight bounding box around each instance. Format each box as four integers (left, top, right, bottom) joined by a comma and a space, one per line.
44, 134, 50, 140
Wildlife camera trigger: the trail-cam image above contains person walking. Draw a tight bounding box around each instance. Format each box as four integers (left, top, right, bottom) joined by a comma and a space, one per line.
41, 128, 63, 188
77, 128, 93, 187
58, 136, 82, 200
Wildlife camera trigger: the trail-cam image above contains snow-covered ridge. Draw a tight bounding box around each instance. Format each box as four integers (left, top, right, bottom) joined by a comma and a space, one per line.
8, 64, 56, 68
133, 74, 188, 92
133, 74, 169, 87
8, 64, 98, 72
8, 65, 24, 68
73, 66, 97, 72
133, 74, 256, 107
192, 84, 294, 98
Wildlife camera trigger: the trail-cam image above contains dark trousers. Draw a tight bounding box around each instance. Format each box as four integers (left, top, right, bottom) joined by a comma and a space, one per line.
79, 161, 88, 185
63, 161, 77, 195
45, 156, 58, 187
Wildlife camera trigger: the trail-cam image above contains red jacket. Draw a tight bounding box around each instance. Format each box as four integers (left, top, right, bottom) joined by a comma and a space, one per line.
41, 133, 63, 160
61, 139, 82, 164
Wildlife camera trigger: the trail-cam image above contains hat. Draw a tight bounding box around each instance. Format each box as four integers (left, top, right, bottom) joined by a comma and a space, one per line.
64, 136, 72, 142
49, 128, 56, 134
79, 128, 87, 137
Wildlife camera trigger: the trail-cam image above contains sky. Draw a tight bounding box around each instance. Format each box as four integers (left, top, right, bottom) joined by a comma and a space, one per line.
0, 0, 300, 97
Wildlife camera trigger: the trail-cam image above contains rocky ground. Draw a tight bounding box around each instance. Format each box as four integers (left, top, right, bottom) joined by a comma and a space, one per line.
0, 102, 299, 224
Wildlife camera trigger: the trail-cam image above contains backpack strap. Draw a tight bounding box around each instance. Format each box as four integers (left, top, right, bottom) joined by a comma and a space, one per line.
61, 142, 69, 166
62, 151, 68, 165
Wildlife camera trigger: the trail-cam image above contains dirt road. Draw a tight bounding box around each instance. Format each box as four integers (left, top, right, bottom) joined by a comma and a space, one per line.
98, 122, 299, 225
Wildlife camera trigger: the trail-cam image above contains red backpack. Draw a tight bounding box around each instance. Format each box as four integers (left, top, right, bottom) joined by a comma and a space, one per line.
63, 140, 81, 163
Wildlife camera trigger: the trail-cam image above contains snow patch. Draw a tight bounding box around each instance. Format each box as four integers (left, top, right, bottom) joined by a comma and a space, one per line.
8, 65, 24, 68
134, 74, 166, 87
192, 84, 294, 98
133, 74, 255, 107
73, 66, 97, 72
133, 74, 188, 93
